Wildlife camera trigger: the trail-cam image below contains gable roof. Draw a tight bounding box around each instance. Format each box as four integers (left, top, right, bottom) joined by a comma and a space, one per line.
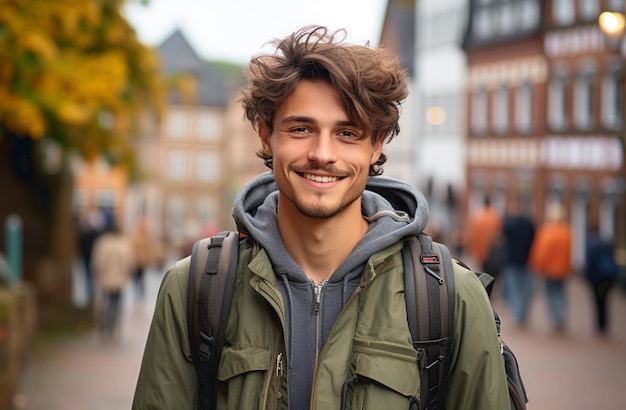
379, 0, 415, 77
158, 29, 229, 107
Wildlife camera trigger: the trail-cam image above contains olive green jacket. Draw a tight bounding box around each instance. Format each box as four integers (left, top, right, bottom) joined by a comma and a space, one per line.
133, 240, 511, 409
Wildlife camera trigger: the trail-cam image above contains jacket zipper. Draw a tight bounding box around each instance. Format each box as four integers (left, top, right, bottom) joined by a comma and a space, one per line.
276, 352, 284, 377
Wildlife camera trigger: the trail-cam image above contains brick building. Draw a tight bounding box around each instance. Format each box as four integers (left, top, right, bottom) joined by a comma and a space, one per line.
463, 0, 625, 269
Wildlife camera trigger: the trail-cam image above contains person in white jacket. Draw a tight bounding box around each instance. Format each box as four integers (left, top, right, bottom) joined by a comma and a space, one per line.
91, 222, 135, 340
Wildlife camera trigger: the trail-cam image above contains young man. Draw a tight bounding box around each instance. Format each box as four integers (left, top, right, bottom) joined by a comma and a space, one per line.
133, 26, 510, 409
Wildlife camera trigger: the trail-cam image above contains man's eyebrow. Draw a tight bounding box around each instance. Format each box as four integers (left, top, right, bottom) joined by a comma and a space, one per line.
281, 115, 316, 125
281, 116, 360, 128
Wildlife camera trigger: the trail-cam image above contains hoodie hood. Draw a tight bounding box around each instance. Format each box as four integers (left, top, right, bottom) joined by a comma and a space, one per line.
232, 171, 429, 282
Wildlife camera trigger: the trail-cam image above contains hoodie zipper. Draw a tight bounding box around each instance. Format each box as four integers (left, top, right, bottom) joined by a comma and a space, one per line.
312, 280, 327, 364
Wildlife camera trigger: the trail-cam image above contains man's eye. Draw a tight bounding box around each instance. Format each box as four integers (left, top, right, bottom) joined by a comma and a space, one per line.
291, 126, 309, 134
340, 130, 363, 139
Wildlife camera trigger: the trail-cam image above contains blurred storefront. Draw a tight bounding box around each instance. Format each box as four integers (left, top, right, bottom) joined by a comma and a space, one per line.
462, 0, 625, 270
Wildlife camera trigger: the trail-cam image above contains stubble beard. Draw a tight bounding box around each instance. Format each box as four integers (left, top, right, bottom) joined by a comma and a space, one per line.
291, 191, 361, 220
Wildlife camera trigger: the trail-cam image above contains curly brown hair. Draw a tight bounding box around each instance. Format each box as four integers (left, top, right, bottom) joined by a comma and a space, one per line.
240, 25, 409, 176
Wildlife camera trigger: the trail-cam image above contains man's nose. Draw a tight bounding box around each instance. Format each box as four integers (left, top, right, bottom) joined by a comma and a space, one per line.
307, 132, 338, 165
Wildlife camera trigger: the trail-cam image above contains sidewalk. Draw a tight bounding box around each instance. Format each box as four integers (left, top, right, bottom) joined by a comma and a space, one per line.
492, 274, 626, 410
11, 268, 162, 410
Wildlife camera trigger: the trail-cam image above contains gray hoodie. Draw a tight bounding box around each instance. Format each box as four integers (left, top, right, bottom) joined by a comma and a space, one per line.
232, 172, 429, 408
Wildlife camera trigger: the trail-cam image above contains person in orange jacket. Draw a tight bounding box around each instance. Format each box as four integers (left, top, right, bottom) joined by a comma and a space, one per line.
529, 203, 573, 332
465, 196, 502, 271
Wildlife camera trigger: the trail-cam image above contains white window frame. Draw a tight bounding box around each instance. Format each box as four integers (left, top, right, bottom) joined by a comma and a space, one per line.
578, 0, 599, 22
607, 0, 625, 12
166, 108, 189, 139
516, 81, 533, 134
574, 69, 595, 130
520, 0, 541, 31
492, 84, 509, 135
196, 196, 217, 226
196, 152, 220, 182
471, 87, 488, 135
553, 0, 575, 26
601, 64, 624, 130
166, 197, 185, 242
548, 72, 568, 130
167, 151, 187, 181
197, 112, 221, 141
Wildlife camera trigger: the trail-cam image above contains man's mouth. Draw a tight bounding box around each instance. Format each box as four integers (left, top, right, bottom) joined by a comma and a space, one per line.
302, 173, 340, 183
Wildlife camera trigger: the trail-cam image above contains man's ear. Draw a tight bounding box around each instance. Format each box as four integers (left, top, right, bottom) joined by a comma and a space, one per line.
370, 135, 384, 165
258, 119, 272, 156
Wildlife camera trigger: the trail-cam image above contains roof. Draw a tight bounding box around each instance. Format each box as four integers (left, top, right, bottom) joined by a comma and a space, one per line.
379, 0, 415, 77
158, 29, 229, 107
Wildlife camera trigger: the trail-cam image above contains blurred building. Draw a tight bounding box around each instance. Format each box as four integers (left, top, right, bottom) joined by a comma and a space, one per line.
380, 0, 469, 244
463, 0, 625, 269
128, 30, 263, 255
379, 0, 418, 186
416, 0, 469, 241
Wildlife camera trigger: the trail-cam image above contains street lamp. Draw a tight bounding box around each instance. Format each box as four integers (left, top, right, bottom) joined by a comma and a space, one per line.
598, 11, 625, 39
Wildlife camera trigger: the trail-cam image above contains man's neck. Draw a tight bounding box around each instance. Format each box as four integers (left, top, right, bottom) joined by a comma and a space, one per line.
277, 201, 368, 284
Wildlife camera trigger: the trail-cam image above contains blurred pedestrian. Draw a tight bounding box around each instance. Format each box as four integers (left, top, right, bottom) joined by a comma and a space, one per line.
501, 198, 536, 326
584, 222, 618, 336
129, 217, 162, 299
529, 203, 573, 332
465, 196, 501, 271
77, 208, 106, 300
91, 220, 135, 340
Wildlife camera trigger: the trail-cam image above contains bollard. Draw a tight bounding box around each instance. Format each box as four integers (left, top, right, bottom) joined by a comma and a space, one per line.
4, 215, 22, 283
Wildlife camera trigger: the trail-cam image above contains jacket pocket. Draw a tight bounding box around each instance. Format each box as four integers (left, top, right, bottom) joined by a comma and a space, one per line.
218, 346, 272, 380
217, 346, 276, 410
343, 347, 420, 410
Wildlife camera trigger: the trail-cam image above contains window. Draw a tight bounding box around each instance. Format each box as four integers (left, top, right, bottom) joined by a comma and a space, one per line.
471, 87, 488, 135
499, 2, 516, 35
197, 196, 217, 226
607, 0, 625, 12
474, 9, 494, 39
548, 71, 568, 130
520, 0, 541, 31
574, 69, 595, 130
516, 81, 533, 134
167, 151, 187, 181
418, 7, 467, 49
578, 0, 599, 22
198, 112, 221, 141
601, 64, 624, 130
166, 197, 185, 241
196, 152, 220, 182
492, 84, 509, 135
166, 109, 189, 139
553, 0, 575, 26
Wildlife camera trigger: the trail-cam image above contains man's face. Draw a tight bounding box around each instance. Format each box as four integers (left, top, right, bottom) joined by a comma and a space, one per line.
259, 79, 383, 220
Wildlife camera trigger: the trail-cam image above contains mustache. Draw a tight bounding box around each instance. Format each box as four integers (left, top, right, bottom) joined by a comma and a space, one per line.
289, 164, 353, 176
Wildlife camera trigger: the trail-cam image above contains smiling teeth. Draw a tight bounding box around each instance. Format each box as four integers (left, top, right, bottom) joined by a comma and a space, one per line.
304, 174, 339, 183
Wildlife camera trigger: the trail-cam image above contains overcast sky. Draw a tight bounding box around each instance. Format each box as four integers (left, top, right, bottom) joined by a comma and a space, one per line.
123, 0, 388, 64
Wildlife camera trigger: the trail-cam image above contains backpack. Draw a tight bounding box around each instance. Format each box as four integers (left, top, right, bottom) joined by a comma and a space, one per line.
187, 231, 528, 410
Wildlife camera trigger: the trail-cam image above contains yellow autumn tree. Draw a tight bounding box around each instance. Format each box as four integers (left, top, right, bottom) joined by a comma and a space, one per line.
0, 0, 162, 319
0, 0, 162, 159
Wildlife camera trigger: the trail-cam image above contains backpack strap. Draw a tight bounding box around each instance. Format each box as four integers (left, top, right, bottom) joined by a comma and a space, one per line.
403, 233, 455, 410
187, 231, 240, 410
